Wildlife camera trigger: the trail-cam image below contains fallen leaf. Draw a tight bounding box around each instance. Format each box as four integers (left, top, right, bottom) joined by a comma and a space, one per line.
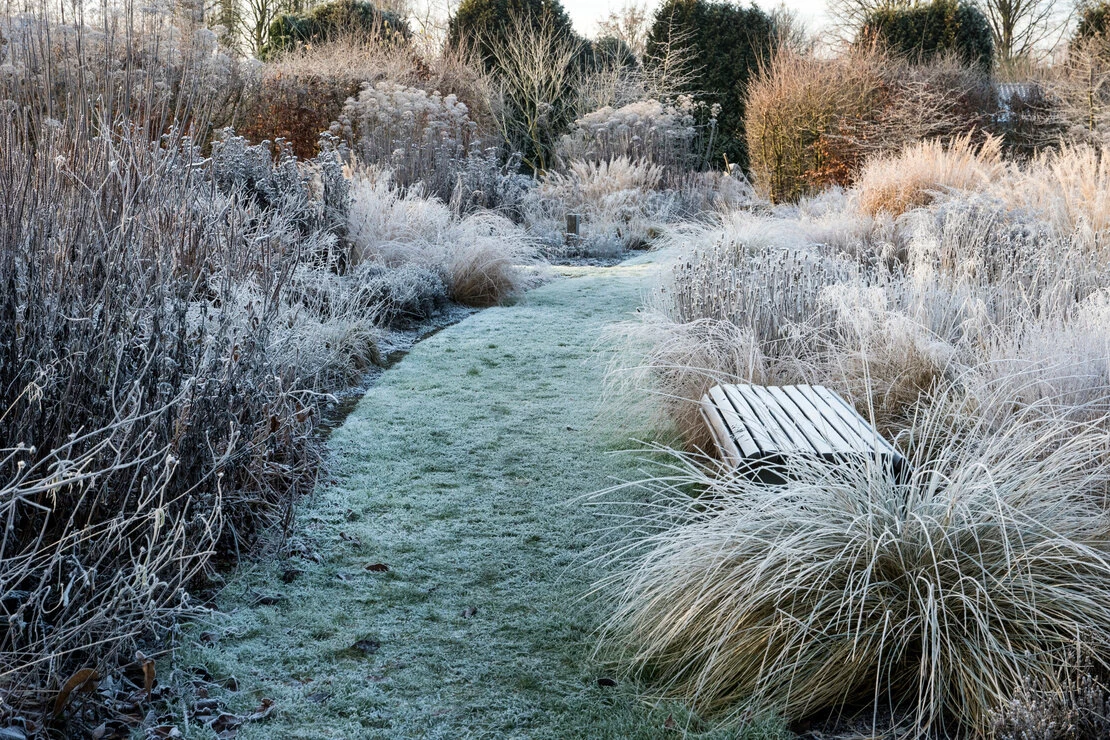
53, 668, 99, 717
193, 698, 221, 713
244, 698, 275, 722
208, 712, 243, 733
351, 639, 380, 656
596, 677, 617, 688
364, 563, 390, 573
339, 532, 362, 547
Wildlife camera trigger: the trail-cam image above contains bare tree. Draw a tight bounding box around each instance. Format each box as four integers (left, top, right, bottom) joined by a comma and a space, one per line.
641, 6, 700, 99
484, 11, 583, 173
596, 1, 651, 58
240, 0, 294, 55
825, 0, 914, 41
769, 2, 813, 55
975, 0, 1071, 62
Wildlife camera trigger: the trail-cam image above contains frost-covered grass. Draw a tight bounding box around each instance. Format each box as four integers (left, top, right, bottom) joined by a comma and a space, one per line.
348, 175, 543, 307
175, 256, 791, 739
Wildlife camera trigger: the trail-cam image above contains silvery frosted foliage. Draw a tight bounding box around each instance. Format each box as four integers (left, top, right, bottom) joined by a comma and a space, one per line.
523, 157, 679, 256
347, 263, 449, 326
991, 664, 1110, 740
0, 13, 242, 128
450, 148, 533, 216
334, 81, 481, 203
558, 96, 717, 174
210, 130, 350, 253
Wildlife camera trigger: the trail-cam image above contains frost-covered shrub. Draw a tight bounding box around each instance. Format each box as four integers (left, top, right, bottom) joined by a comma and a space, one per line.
0, 13, 242, 135
445, 211, 541, 306
351, 264, 450, 325
558, 96, 707, 173
747, 48, 997, 204
211, 130, 350, 249
448, 148, 533, 215
335, 81, 483, 202
644, 0, 777, 169
991, 658, 1110, 740
0, 113, 341, 716
263, 0, 409, 58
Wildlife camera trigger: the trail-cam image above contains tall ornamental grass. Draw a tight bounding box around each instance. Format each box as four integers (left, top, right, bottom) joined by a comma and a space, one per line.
601, 389, 1110, 736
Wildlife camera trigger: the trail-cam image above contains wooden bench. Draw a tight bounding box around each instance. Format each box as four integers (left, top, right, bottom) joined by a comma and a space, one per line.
700, 384, 908, 483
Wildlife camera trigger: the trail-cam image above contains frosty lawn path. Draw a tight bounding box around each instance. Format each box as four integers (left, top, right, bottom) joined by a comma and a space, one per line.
186, 254, 724, 739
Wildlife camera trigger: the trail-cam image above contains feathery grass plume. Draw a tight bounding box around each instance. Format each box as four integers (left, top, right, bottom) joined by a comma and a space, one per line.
855, 134, 1005, 217
806, 282, 957, 436
349, 174, 455, 264
599, 384, 1110, 736
523, 156, 678, 254
992, 145, 1110, 259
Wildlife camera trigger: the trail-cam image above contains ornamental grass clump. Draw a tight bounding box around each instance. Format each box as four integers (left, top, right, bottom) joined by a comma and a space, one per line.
601, 387, 1110, 736
347, 175, 539, 307
855, 134, 1005, 217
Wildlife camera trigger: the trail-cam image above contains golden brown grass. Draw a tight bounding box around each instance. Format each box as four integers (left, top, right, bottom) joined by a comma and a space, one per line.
855, 134, 1004, 217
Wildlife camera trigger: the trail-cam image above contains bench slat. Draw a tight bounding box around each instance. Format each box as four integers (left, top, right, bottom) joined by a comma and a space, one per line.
706, 386, 762, 457
725, 385, 800, 453
779, 385, 855, 452
811, 386, 900, 457
700, 394, 743, 467
765, 385, 837, 456
794, 385, 873, 454
745, 385, 819, 454
701, 383, 907, 480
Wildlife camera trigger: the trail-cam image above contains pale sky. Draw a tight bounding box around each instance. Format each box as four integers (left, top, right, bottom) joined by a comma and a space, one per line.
561, 0, 831, 37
